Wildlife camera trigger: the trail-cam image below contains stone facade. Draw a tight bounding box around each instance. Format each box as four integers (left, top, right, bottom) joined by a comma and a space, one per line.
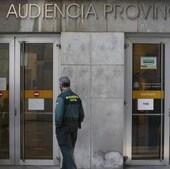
61, 32, 124, 169
1, 0, 170, 32
0, 0, 169, 168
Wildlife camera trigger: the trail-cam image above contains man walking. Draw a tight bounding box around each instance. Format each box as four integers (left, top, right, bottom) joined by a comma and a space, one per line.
55, 76, 85, 169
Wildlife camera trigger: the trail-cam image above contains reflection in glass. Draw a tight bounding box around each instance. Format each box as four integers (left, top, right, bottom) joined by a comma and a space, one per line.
132, 44, 164, 160
21, 114, 53, 159
133, 44, 162, 91
132, 116, 163, 159
0, 44, 9, 159
20, 43, 53, 159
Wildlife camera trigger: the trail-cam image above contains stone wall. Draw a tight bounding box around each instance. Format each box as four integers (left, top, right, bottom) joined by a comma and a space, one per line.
61, 32, 124, 169
1, 0, 170, 32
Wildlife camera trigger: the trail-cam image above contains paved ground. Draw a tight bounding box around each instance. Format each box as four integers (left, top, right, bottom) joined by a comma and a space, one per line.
0, 166, 59, 169
125, 166, 170, 169
0, 166, 170, 169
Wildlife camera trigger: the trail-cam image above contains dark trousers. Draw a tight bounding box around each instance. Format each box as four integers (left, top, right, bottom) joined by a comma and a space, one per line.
56, 120, 79, 169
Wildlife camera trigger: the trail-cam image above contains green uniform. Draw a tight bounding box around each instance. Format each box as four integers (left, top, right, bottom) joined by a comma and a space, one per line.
55, 88, 84, 169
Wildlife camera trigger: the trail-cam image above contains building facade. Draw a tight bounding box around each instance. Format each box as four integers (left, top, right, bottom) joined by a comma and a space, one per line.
0, 0, 170, 168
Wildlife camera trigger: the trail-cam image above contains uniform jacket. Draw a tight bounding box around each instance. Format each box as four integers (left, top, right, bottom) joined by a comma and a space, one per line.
55, 88, 85, 128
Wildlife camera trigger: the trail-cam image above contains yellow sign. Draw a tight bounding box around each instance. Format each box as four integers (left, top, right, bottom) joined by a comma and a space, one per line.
0, 91, 8, 98
0, 90, 53, 99
133, 90, 164, 99
23, 90, 53, 99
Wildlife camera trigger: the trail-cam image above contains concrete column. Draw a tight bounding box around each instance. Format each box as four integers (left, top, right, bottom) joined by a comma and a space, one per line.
61, 32, 124, 169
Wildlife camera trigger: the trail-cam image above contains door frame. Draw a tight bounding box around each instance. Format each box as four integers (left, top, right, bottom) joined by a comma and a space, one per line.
0, 37, 15, 165
124, 34, 170, 165
0, 35, 60, 165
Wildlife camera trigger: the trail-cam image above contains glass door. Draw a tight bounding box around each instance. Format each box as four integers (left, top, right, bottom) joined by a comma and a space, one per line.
124, 36, 170, 165
20, 43, 54, 160
0, 38, 15, 165
15, 37, 59, 165
0, 44, 10, 160
132, 44, 164, 160
0, 36, 59, 165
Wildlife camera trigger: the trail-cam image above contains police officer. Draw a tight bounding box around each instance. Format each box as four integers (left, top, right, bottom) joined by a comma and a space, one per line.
55, 76, 85, 169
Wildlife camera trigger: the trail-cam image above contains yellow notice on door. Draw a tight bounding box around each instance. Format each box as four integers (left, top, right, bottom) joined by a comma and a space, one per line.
133, 90, 164, 99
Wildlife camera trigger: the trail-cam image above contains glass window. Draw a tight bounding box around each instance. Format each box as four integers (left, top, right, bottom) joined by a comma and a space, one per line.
132, 44, 164, 159
20, 43, 53, 159
0, 44, 9, 159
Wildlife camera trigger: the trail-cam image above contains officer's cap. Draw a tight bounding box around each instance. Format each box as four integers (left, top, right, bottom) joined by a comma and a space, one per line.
59, 76, 70, 87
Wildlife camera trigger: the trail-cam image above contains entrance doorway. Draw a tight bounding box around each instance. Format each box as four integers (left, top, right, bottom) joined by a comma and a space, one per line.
124, 35, 170, 165
0, 36, 59, 165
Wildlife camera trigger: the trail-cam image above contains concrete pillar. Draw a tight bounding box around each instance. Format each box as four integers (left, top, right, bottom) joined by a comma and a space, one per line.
61, 32, 124, 169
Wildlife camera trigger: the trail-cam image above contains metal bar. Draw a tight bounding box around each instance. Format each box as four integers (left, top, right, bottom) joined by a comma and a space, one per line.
160, 42, 164, 161
0, 112, 9, 115
24, 112, 52, 115
132, 114, 163, 116
21, 42, 25, 161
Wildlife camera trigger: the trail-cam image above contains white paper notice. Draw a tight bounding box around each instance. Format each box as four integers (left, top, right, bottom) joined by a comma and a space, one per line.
28, 99, 44, 110
0, 78, 6, 90
138, 99, 154, 110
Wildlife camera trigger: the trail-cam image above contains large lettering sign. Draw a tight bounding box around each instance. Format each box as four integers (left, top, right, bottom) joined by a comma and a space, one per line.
6, 3, 170, 20
6, 3, 98, 19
